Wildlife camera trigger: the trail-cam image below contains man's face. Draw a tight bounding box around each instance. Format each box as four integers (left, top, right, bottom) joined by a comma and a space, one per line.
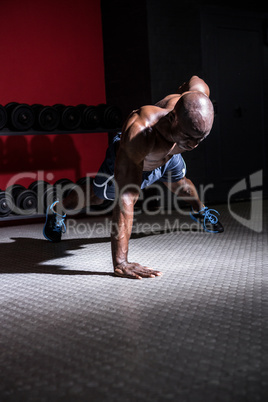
166, 110, 201, 151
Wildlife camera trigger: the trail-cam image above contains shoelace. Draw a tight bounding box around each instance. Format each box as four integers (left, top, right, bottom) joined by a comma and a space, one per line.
200, 207, 219, 233
50, 200, 66, 234
53, 213, 66, 234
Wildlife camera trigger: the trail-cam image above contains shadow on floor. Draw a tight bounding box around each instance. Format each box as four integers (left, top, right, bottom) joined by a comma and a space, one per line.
0, 228, 173, 276
0, 237, 115, 276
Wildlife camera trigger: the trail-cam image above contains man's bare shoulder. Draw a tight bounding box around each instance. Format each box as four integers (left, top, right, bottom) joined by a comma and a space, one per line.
155, 94, 181, 109
119, 105, 167, 162
123, 105, 167, 136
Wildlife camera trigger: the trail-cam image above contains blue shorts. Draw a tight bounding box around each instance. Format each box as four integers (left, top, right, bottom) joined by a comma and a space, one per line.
93, 133, 186, 200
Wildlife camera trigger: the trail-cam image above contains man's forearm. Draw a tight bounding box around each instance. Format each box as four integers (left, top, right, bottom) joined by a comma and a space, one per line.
111, 195, 162, 279
111, 199, 135, 268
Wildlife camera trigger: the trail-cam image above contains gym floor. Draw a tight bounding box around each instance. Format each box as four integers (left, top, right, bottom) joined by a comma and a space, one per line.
0, 201, 267, 402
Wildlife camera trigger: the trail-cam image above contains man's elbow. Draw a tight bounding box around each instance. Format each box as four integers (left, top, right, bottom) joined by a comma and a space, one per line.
189, 75, 210, 97
119, 187, 140, 207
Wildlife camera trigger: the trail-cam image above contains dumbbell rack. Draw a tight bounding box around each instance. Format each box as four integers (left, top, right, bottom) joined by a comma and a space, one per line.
0, 127, 119, 224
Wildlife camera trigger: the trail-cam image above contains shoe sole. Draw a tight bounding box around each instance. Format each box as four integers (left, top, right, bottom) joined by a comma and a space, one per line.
190, 213, 220, 234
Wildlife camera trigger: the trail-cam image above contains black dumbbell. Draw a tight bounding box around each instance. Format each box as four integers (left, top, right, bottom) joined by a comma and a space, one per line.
28, 180, 50, 193
97, 104, 122, 129
77, 104, 101, 129
76, 176, 91, 186
75, 176, 91, 194
42, 184, 56, 212
5, 102, 19, 129
41, 179, 74, 211
0, 189, 12, 217
29, 180, 51, 213
53, 104, 81, 130
5, 102, 19, 114
32, 104, 60, 131
5, 103, 35, 131
0, 105, 7, 130
41, 179, 75, 212
54, 178, 74, 199
6, 184, 37, 214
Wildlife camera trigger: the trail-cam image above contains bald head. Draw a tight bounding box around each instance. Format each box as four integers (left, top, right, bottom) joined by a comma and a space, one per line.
174, 91, 214, 140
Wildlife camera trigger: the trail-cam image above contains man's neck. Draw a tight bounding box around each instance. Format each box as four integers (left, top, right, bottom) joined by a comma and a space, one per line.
154, 117, 174, 143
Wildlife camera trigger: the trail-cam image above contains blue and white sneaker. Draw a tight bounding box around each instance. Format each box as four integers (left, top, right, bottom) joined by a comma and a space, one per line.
43, 201, 66, 242
190, 206, 224, 233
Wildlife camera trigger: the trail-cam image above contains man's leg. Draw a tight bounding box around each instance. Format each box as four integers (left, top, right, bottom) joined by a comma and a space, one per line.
44, 132, 120, 242
163, 176, 203, 212
163, 177, 224, 233
62, 181, 104, 212
43, 181, 104, 242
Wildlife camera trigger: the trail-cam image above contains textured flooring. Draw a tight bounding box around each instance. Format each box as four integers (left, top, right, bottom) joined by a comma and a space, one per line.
0, 201, 267, 402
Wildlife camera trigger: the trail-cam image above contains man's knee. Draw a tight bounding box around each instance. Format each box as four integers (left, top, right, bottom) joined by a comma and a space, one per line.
90, 192, 105, 205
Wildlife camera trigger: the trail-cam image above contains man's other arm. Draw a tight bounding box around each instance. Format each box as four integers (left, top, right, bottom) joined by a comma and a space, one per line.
177, 75, 210, 97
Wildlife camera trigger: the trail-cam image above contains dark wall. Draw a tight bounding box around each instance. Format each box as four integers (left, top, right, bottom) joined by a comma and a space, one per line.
102, 0, 268, 109
101, 0, 268, 202
101, 0, 151, 121
146, 0, 202, 103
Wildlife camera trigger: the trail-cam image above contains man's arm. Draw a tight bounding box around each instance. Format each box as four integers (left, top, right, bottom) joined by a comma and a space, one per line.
111, 141, 162, 279
155, 76, 210, 110
177, 75, 210, 97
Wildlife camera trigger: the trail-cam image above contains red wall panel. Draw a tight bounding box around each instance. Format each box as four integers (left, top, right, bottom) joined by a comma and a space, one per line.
0, 0, 107, 189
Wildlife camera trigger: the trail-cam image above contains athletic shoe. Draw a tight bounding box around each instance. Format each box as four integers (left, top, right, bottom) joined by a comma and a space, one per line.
43, 200, 66, 242
190, 206, 224, 233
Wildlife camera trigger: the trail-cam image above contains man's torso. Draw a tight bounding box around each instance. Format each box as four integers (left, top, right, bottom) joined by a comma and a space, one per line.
120, 94, 183, 171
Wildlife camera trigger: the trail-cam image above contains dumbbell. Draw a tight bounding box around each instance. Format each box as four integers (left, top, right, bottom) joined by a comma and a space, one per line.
76, 176, 92, 195
5, 102, 35, 131
28, 180, 50, 193
42, 184, 56, 212
42, 179, 74, 211
29, 179, 72, 212
54, 178, 74, 186
76, 176, 91, 187
54, 178, 75, 199
75, 176, 91, 197
0, 105, 7, 130
31, 104, 60, 131
6, 184, 37, 214
28, 180, 51, 213
0, 189, 12, 217
97, 104, 122, 129
77, 104, 101, 129
53, 104, 81, 130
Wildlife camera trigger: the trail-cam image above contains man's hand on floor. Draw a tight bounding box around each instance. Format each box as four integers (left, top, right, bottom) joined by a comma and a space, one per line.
114, 262, 162, 279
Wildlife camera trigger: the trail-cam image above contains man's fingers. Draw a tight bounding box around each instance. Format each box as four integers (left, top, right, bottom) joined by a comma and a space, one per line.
142, 267, 163, 277
114, 268, 142, 280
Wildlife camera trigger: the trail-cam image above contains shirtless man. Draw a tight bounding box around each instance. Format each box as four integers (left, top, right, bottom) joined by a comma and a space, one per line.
43, 75, 224, 279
